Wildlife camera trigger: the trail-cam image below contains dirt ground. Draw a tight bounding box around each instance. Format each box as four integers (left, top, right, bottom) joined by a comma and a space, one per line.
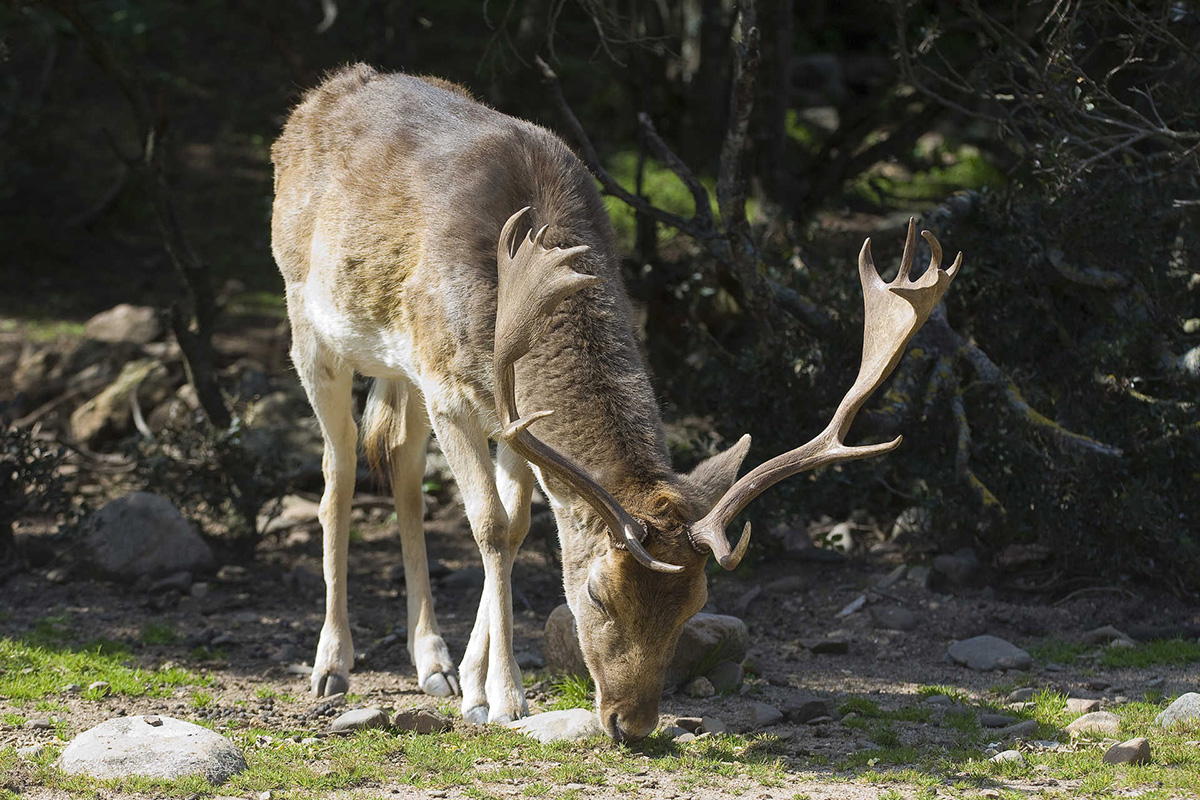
3, 483, 1199, 798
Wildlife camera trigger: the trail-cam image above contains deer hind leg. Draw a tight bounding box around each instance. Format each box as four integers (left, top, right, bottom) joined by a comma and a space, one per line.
293, 330, 358, 697
365, 378, 459, 698
458, 440, 534, 723
427, 403, 528, 724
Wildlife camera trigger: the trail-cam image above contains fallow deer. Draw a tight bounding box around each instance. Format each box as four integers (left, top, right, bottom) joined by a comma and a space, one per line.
270, 64, 961, 742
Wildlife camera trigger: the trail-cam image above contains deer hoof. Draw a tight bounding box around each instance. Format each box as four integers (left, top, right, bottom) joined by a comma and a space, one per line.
313, 671, 349, 697
463, 705, 489, 724
420, 672, 458, 697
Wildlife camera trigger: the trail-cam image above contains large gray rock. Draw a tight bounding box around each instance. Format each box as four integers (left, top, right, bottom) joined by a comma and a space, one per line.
58, 715, 246, 784
84, 304, 162, 344
506, 709, 605, 742
1156, 692, 1200, 728
543, 604, 747, 689
947, 635, 1032, 671
83, 492, 214, 580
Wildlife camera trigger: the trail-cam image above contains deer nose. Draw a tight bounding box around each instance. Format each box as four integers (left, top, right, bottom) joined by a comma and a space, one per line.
605, 710, 655, 743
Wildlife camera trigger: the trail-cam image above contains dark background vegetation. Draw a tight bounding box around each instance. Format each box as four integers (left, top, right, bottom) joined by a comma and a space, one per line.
1, 0, 1197, 592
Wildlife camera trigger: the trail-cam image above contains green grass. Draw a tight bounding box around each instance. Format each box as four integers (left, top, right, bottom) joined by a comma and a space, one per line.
1100, 638, 1200, 668
547, 673, 594, 711
139, 622, 179, 646
0, 636, 207, 704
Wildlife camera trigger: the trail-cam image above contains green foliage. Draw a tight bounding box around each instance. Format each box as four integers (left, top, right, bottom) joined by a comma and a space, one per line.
1100, 639, 1200, 669
547, 673, 594, 711
130, 416, 288, 548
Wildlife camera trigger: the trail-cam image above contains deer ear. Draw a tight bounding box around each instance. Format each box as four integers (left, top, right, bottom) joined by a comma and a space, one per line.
681, 434, 751, 515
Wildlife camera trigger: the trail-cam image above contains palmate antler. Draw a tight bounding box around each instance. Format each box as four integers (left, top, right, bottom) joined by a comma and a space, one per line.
689, 218, 962, 568
493, 207, 685, 574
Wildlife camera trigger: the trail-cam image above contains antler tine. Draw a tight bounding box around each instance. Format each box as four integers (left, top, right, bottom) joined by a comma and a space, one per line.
492, 207, 684, 574
689, 224, 963, 570
896, 218, 917, 282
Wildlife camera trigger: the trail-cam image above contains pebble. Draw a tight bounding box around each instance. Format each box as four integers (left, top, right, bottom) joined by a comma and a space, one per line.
784, 698, 830, 724
802, 634, 851, 655
24, 718, 53, 729
765, 575, 805, 594
873, 564, 908, 590
837, 595, 866, 617
946, 635, 1033, 671
1007, 687, 1036, 703
393, 707, 453, 734
1065, 698, 1101, 715
699, 716, 727, 734
748, 701, 783, 728
1103, 737, 1151, 765
925, 694, 953, 706
17, 744, 45, 759
661, 725, 690, 738
675, 732, 697, 743
63, 683, 82, 694
980, 713, 1017, 728
870, 605, 919, 632
684, 676, 716, 698
1065, 711, 1121, 737
58, 715, 246, 784
706, 661, 743, 694
674, 717, 703, 732
329, 708, 391, 734
990, 749, 1024, 765
999, 719, 1039, 738
87, 680, 111, 696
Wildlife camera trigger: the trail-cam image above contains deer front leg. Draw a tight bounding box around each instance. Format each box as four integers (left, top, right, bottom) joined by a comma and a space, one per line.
429, 406, 528, 724
293, 334, 358, 697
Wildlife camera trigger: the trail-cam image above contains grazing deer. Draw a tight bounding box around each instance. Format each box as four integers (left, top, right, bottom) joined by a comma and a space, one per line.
270, 64, 961, 741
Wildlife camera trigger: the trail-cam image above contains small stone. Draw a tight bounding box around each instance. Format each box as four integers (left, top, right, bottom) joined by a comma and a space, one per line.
675, 732, 697, 743
87, 680, 111, 696
148, 571, 193, 594
748, 702, 783, 728
63, 683, 82, 694
765, 575, 805, 594
803, 634, 851, 655
661, 725, 690, 738
784, 698, 830, 724
981, 713, 1017, 728
674, 716, 703, 733
873, 564, 909, 591
706, 661, 744, 694
999, 719, 1039, 738
906, 565, 932, 589
806, 715, 834, 725
946, 635, 1033, 671
1065, 698, 1101, 715
329, 708, 391, 734
84, 304, 162, 344
506, 709, 603, 742
1103, 737, 1151, 765
870, 605, 919, 632
837, 595, 866, 617
18, 744, 46, 759
933, 547, 980, 584
1082, 625, 1134, 645
1109, 638, 1135, 649
699, 716, 727, 734
1007, 687, 1036, 703
25, 718, 52, 729
925, 694, 953, 706
143, 715, 163, 727
392, 707, 452, 734
190, 582, 210, 599
990, 749, 1024, 765
684, 676, 716, 698
1156, 693, 1200, 728
1066, 711, 1121, 737
1087, 679, 1111, 691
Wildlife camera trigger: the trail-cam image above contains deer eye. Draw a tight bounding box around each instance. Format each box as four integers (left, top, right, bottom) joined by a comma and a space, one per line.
586, 581, 608, 615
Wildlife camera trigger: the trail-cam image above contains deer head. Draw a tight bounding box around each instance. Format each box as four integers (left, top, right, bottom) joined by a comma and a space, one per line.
494, 208, 961, 741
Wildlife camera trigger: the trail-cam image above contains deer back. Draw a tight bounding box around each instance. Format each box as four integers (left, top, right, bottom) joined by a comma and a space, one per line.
270, 65, 671, 490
